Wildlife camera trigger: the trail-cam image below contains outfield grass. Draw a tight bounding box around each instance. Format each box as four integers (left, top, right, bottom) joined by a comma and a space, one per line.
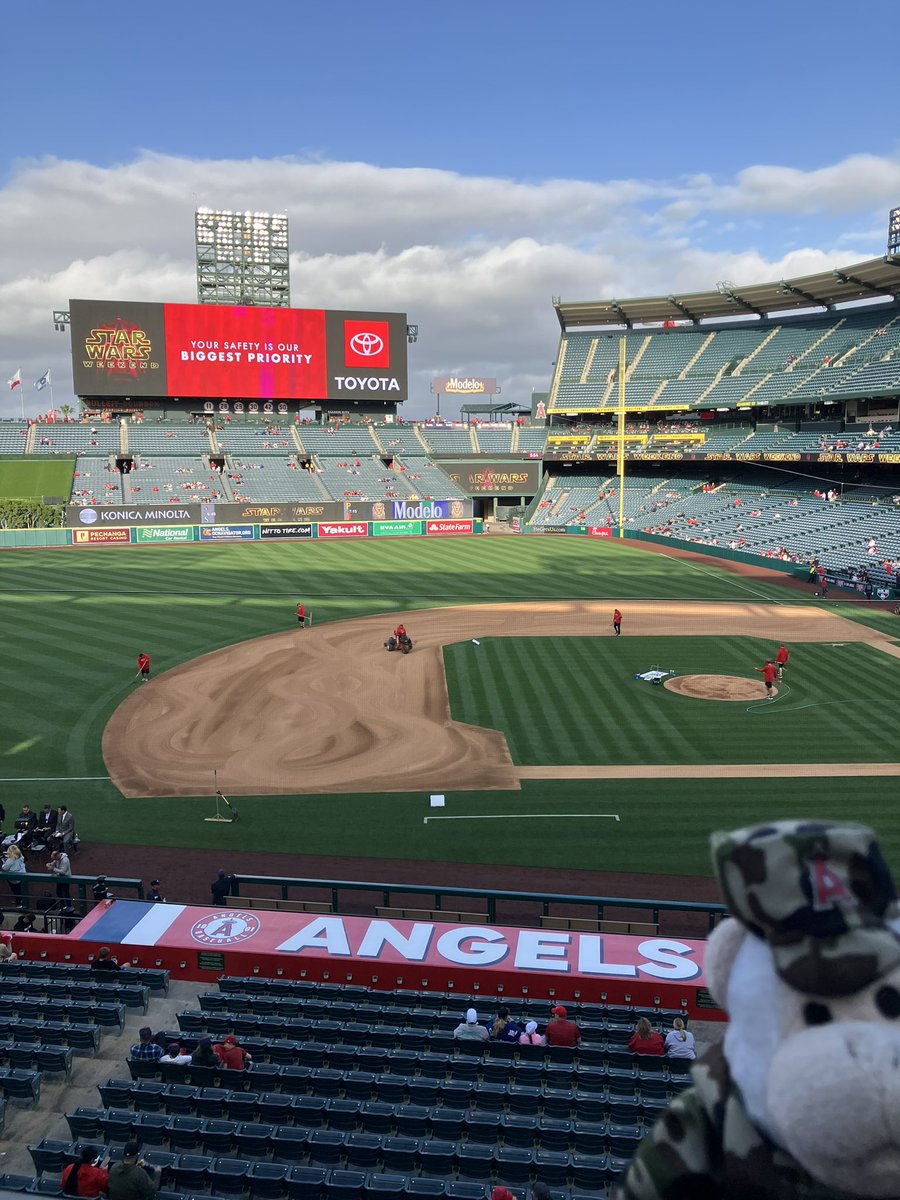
444, 635, 900, 765
0, 536, 897, 877
0, 457, 75, 500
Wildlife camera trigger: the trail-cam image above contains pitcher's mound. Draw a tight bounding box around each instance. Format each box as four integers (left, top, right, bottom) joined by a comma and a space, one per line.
664, 674, 776, 701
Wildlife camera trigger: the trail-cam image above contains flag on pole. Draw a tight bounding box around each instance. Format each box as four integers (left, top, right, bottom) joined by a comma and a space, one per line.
34, 370, 51, 391
7, 369, 21, 390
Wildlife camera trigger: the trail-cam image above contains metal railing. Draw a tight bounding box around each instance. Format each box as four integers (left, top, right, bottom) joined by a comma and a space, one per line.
230, 874, 726, 934
0, 872, 144, 916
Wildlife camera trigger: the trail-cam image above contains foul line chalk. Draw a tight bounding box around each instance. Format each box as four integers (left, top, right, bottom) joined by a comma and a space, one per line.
424, 813, 620, 825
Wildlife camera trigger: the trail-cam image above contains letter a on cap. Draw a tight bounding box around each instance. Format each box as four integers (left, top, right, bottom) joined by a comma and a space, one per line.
809, 853, 854, 910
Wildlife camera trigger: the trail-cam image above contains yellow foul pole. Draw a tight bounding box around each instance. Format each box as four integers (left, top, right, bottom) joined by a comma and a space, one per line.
617, 335, 626, 537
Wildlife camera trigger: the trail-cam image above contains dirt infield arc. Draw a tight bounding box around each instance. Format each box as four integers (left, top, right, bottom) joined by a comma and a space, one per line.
102, 600, 900, 798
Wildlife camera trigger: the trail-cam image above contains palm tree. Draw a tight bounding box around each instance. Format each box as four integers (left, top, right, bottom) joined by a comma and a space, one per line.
60, 404, 72, 422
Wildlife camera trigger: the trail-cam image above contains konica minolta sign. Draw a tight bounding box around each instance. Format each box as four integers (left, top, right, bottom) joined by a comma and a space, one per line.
67, 504, 199, 527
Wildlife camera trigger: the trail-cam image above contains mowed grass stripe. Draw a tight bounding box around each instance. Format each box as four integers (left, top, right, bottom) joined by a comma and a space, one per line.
444, 636, 900, 767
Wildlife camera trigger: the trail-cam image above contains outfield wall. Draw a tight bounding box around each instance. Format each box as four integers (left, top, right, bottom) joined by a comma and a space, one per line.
0, 518, 482, 548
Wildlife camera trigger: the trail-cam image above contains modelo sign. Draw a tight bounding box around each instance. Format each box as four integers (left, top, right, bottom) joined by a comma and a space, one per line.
69, 299, 408, 403
317, 522, 369, 539
432, 377, 499, 395
67, 504, 198, 527
390, 499, 453, 520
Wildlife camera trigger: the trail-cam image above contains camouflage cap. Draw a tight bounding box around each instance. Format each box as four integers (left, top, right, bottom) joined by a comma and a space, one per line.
712, 818, 900, 997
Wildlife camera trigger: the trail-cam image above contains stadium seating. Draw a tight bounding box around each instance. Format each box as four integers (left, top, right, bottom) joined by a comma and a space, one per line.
0, 422, 32, 453
229, 458, 331, 503
69, 457, 124, 506
32, 426, 120, 454
126, 457, 227, 503
128, 425, 214, 454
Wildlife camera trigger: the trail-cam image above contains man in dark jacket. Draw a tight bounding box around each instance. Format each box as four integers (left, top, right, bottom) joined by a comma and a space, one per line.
211, 870, 235, 905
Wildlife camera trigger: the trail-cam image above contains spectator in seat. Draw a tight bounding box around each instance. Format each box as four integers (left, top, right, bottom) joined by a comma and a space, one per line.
490, 1006, 523, 1043
35, 804, 57, 846
191, 1035, 218, 1068
214, 1033, 252, 1069
91, 946, 120, 972
106, 1141, 156, 1200
519, 1020, 545, 1046
130, 1025, 163, 1063
0, 942, 17, 963
14, 805, 37, 850
664, 1016, 696, 1059
628, 1016, 665, 1055
453, 1007, 489, 1041
160, 1042, 192, 1066
61, 1146, 109, 1198
545, 1004, 581, 1047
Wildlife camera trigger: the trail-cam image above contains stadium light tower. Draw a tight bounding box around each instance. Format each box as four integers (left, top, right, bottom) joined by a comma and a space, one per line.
889, 206, 900, 258
195, 209, 290, 306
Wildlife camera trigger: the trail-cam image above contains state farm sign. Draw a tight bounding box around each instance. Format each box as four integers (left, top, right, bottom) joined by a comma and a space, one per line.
426, 520, 473, 535
317, 522, 369, 539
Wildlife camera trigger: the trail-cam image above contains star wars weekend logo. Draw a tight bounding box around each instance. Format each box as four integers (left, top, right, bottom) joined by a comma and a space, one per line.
191, 911, 261, 947
83, 317, 158, 379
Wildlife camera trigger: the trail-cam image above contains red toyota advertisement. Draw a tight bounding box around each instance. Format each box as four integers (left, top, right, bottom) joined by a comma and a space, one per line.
316, 522, 370, 539
588, 526, 613, 538
426, 520, 473, 535
69, 300, 409, 401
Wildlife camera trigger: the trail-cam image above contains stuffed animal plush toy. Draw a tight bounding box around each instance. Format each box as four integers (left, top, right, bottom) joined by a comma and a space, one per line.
616, 819, 900, 1199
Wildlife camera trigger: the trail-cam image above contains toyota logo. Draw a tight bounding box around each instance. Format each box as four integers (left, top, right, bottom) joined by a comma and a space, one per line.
349, 332, 384, 357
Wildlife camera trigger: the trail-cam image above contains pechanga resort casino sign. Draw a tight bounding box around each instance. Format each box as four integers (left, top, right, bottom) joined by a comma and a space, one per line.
69, 299, 409, 402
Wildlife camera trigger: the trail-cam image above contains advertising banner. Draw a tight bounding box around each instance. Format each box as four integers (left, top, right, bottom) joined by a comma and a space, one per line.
71, 527, 131, 544
212, 501, 345, 524
317, 521, 369, 539
440, 461, 540, 495
259, 524, 314, 540
67, 503, 199, 528
72, 902, 707, 987
426, 519, 473, 536
528, 525, 568, 535
135, 527, 195, 543
588, 526, 613, 538
431, 376, 499, 395
70, 300, 408, 403
198, 525, 255, 542
372, 520, 423, 537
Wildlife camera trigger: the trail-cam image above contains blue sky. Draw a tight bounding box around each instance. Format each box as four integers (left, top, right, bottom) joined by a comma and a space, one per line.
2, 0, 899, 415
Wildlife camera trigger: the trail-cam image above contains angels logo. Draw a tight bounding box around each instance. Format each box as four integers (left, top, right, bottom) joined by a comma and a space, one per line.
191, 911, 260, 947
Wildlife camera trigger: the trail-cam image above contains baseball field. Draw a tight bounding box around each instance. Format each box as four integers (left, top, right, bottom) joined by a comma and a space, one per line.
1, 535, 898, 884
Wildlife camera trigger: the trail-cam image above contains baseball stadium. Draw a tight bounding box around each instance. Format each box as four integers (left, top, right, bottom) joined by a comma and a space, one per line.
0, 231, 899, 1197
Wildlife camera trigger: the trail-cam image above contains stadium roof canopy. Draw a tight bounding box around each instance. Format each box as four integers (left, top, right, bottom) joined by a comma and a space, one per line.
554, 255, 900, 330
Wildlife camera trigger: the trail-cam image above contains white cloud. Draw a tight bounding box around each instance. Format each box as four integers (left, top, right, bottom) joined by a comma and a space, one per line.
0, 150, 896, 418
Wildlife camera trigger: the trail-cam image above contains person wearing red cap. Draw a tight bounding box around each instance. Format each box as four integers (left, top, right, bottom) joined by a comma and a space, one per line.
775, 644, 789, 680
545, 1004, 581, 1047
613, 608, 622, 636
214, 1034, 252, 1070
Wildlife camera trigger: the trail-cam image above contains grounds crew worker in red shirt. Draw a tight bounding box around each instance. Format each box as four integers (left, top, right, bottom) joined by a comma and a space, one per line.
775, 643, 789, 679
136, 652, 151, 682
296, 603, 305, 627
613, 609, 622, 636
755, 658, 777, 699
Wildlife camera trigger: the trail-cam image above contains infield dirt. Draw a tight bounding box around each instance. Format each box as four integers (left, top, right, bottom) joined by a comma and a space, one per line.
102, 600, 900, 797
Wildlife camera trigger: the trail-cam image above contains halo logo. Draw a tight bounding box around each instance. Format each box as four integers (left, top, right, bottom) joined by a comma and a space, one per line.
345, 320, 390, 368
191, 911, 260, 947
79, 508, 98, 525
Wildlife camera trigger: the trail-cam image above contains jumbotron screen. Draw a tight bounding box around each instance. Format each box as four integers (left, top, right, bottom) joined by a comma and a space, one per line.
69, 299, 409, 402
